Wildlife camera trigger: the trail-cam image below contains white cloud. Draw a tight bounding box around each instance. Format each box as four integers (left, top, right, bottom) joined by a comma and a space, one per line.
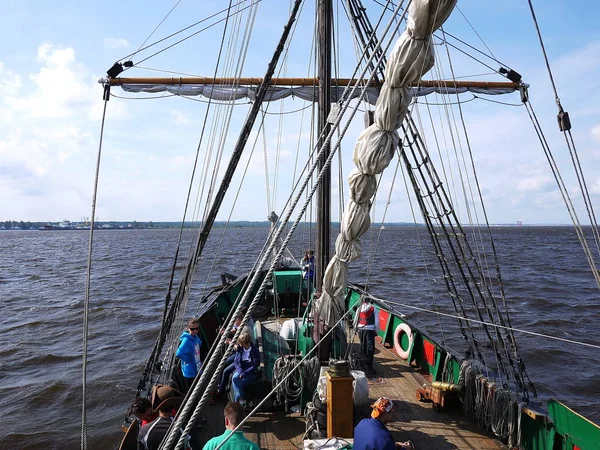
591, 124, 600, 143
5, 44, 92, 119
517, 175, 553, 193
0, 62, 22, 96
170, 109, 191, 125
104, 37, 130, 49
0, 44, 131, 220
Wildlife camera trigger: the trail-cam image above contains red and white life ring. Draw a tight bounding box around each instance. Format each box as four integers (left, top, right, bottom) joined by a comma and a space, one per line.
394, 322, 413, 360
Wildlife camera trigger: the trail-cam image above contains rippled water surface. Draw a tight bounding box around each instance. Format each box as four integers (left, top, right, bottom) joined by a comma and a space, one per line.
1, 226, 599, 449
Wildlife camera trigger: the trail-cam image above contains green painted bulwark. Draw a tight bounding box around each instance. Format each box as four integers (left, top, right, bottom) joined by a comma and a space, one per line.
519, 413, 553, 450
548, 399, 600, 450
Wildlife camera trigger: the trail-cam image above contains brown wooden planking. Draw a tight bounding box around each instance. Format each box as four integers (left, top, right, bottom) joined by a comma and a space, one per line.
190, 336, 506, 449
366, 339, 507, 450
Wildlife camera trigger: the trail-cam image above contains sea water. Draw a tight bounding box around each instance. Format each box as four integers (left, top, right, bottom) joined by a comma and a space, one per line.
0, 226, 598, 449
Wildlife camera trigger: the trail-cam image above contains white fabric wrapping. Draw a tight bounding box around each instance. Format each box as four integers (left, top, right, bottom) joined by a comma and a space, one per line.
341, 201, 371, 242
118, 83, 514, 101
315, 370, 370, 406
334, 233, 362, 263
317, 0, 457, 328
374, 85, 412, 130
351, 370, 370, 406
348, 169, 377, 204
353, 127, 398, 175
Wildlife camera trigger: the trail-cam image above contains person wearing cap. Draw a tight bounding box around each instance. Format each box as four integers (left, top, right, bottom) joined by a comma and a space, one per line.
176, 317, 203, 393
137, 386, 184, 450
202, 402, 258, 450
353, 397, 414, 450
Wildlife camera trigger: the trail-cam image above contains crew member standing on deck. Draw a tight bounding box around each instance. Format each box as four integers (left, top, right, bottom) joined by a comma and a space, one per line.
176, 317, 202, 394
355, 297, 379, 374
301, 250, 315, 288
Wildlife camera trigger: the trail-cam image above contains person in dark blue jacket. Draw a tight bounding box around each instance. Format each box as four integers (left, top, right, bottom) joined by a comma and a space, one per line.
231, 332, 260, 405
353, 397, 414, 450
176, 317, 203, 393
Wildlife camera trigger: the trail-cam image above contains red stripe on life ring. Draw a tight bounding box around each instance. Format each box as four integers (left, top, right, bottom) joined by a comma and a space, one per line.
394, 323, 413, 360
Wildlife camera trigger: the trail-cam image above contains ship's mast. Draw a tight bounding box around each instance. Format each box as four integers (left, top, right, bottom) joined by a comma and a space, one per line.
315, 0, 332, 292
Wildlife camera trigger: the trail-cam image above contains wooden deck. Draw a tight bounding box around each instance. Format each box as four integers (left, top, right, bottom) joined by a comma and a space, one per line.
194, 338, 507, 449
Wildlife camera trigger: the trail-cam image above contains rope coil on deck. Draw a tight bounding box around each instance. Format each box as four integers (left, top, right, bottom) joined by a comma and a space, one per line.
459, 360, 522, 446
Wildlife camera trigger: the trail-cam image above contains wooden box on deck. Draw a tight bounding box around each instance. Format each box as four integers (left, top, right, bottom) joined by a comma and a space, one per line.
326, 371, 354, 438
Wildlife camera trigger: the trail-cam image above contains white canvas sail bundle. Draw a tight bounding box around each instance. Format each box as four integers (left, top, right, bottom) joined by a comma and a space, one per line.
316, 0, 458, 327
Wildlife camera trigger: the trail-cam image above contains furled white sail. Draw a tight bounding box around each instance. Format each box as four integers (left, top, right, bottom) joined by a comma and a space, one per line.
113, 83, 514, 103
315, 0, 458, 327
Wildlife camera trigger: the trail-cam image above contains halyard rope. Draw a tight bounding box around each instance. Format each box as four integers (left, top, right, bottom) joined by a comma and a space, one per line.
81, 92, 109, 450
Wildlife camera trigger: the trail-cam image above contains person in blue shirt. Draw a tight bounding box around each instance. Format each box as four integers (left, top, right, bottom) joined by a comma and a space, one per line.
353, 397, 414, 450
176, 317, 202, 393
301, 250, 315, 285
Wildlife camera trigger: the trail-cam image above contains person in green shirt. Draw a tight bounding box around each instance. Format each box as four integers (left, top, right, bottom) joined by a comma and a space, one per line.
202, 402, 258, 450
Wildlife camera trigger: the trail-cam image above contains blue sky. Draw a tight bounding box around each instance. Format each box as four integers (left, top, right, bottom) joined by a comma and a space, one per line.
1, 0, 599, 225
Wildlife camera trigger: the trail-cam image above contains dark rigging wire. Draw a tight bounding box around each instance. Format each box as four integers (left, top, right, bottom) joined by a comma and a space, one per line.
119, 0, 262, 70
526, 0, 600, 258
130, 0, 184, 61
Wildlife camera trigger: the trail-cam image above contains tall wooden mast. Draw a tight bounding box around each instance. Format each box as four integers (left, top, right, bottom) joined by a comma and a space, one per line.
315, 0, 332, 292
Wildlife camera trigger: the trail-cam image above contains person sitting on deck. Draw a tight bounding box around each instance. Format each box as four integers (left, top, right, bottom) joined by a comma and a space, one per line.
218, 310, 255, 344
353, 397, 414, 450
211, 312, 256, 404
176, 317, 203, 394
202, 402, 259, 450
137, 386, 183, 450
212, 332, 260, 405
130, 396, 155, 427
354, 297, 379, 374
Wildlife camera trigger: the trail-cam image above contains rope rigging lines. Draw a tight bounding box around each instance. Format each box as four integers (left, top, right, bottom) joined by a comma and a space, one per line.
525, 0, 600, 287
80, 89, 110, 450
340, 0, 534, 400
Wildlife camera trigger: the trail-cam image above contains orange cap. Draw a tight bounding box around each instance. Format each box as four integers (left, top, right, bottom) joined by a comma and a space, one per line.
371, 396, 394, 418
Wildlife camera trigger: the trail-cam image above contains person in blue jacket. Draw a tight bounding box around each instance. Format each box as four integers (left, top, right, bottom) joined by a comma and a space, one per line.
231, 332, 260, 405
176, 317, 202, 393
353, 397, 414, 450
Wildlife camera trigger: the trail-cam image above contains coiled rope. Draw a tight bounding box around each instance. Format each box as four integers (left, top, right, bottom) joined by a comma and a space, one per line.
459, 360, 522, 445
272, 355, 304, 409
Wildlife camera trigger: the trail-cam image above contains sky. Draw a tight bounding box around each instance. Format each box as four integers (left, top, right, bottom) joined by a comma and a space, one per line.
1, 0, 599, 225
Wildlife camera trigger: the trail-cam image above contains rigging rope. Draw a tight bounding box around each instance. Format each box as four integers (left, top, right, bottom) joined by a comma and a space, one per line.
526, 0, 600, 262
166, 4, 410, 441
130, 0, 183, 61
81, 90, 109, 450
215, 308, 355, 450
376, 296, 600, 350
439, 27, 526, 393
130, 0, 243, 404
523, 102, 600, 289
123, 1, 262, 70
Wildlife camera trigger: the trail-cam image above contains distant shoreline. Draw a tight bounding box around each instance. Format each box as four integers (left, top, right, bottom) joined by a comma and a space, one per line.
0, 220, 579, 230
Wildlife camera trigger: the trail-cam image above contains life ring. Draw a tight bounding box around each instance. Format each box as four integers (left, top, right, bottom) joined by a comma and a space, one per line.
394, 322, 413, 360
